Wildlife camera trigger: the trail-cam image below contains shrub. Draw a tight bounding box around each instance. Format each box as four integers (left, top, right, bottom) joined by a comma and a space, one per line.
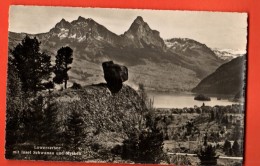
71, 82, 82, 89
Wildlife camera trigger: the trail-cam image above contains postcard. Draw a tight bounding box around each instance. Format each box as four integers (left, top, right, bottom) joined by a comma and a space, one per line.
6, 6, 247, 165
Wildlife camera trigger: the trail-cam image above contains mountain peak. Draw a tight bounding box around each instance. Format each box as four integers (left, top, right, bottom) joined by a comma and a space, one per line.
59, 18, 71, 25
123, 16, 166, 50
55, 18, 71, 29
126, 16, 149, 34
72, 17, 96, 25
134, 16, 144, 24
60, 18, 66, 22
77, 16, 87, 22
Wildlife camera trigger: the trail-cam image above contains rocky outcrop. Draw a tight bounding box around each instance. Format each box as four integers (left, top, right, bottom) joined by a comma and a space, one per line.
102, 61, 128, 93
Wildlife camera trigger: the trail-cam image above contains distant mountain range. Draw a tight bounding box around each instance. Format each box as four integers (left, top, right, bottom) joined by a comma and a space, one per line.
9, 16, 230, 92
212, 48, 245, 61
192, 55, 246, 96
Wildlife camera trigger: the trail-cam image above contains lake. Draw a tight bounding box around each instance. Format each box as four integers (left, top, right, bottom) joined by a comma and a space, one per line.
147, 93, 241, 109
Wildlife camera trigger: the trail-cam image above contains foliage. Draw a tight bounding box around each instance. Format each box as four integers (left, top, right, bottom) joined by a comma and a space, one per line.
6, 73, 59, 157
137, 127, 165, 163
5, 59, 23, 158
223, 140, 232, 155
71, 82, 82, 89
6, 57, 22, 99
42, 81, 54, 93
232, 140, 241, 156
18, 95, 46, 143
10, 35, 52, 94
64, 110, 85, 149
120, 84, 165, 164
42, 99, 59, 144
53, 46, 73, 89
121, 124, 165, 164
194, 94, 211, 101
233, 122, 242, 140
6, 56, 56, 158
170, 155, 192, 165
138, 84, 147, 102
121, 131, 139, 161
198, 144, 218, 166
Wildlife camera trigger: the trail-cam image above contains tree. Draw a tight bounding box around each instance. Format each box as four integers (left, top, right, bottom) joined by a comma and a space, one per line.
137, 127, 165, 163
210, 111, 215, 121
42, 81, 54, 94
53, 46, 73, 89
121, 124, 165, 164
221, 115, 229, 125
198, 144, 218, 166
233, 122, 242, 140
20, 95, 46, 143
120, 84, 165, 164
223, 140, 232, 155
6, 57, 22, 99
6, 56, 52, 158
138, 84, 148, 108
11, 35, 52, 95
138, 84, 152, 129
232, 140, 241, 156
186, 121, 193, 135
121, 131, 139, 161
65, 110, 85, 149
42, 100, 59, 144
5, 59, 23, 158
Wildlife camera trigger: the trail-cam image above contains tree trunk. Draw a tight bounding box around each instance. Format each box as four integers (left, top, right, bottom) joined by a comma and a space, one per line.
65, 64, 68, 89
65, 79, 67, 89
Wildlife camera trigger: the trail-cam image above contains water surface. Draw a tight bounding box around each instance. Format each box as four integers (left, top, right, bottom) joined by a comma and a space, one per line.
147, 93, 240, 109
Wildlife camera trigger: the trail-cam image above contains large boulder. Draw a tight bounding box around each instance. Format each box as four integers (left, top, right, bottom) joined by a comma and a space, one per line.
102, 61, 128, 93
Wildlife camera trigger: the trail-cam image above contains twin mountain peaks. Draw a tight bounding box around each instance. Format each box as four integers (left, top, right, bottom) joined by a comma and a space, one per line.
8, 16, 244, 93
48, 16, 166, 50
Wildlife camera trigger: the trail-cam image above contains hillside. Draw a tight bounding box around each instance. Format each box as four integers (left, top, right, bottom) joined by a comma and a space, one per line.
53, 83, 144, 135
192, 55, 246, 95
9, 84, 147, 161
8, 16, 226, 92
165, 38, 224, 78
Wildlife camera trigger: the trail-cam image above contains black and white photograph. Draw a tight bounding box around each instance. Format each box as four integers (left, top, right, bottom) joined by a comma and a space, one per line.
6, 6, 247, 165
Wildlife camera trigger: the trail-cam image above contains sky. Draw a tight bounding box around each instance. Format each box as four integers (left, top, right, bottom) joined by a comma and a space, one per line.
9, 6, 248, 51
